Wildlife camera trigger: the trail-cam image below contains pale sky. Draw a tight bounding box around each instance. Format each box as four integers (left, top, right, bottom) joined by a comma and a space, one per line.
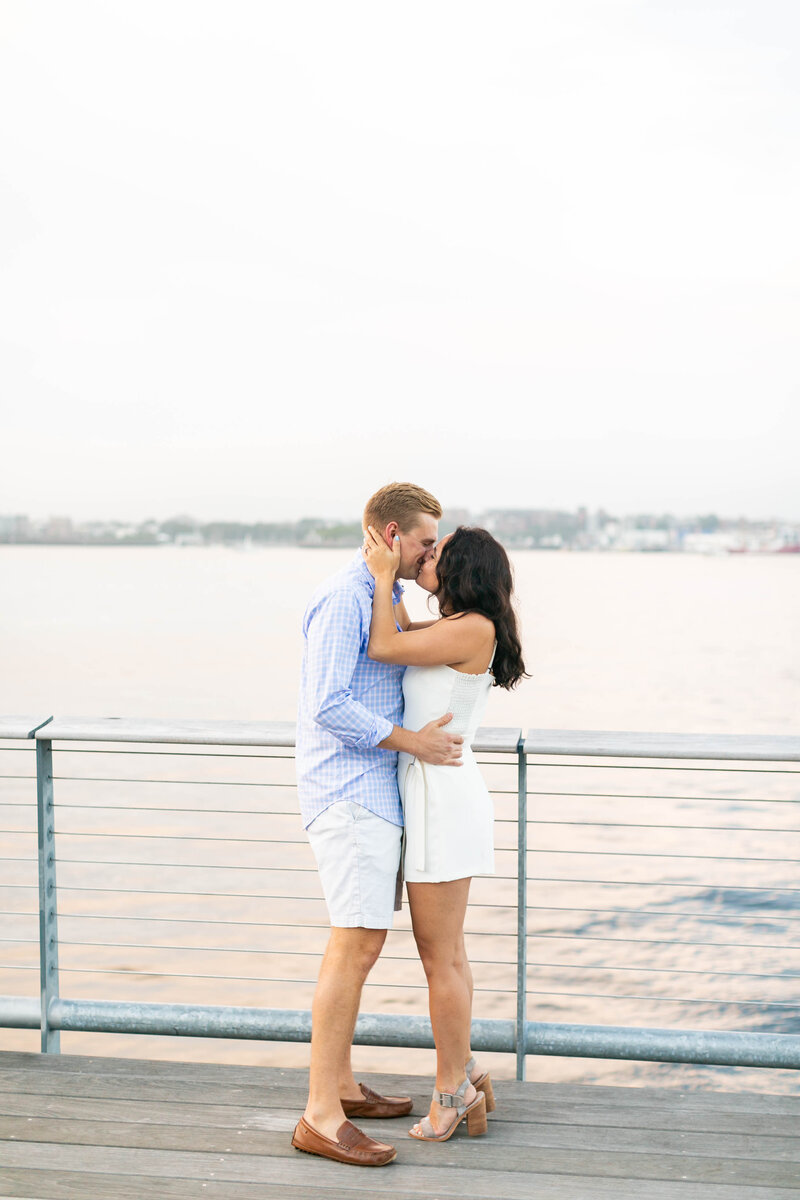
1, 1, 798, 523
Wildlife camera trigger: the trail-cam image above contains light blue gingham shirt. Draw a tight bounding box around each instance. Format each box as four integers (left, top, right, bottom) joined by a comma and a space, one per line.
296, 552, 406, 829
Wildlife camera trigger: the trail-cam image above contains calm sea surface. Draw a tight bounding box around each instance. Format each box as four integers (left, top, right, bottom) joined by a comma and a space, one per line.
1, 546, 799, 1090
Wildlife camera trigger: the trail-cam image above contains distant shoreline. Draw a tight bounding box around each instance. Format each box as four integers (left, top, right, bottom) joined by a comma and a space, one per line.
3, 539, 799, 555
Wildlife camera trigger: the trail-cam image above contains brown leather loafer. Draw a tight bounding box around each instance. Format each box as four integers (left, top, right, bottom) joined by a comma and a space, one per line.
291, 1116, 396, 1166
341, 1082, 413, 1119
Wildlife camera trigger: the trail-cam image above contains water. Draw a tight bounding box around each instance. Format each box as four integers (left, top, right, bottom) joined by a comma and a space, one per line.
1, 546, 799, 1090
2, 544, 797, 732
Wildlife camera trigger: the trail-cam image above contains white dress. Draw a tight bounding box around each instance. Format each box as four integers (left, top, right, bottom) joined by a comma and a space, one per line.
398, 655, 496, 883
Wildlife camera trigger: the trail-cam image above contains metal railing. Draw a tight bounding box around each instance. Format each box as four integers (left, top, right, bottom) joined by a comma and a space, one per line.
1, 714, 799, 1079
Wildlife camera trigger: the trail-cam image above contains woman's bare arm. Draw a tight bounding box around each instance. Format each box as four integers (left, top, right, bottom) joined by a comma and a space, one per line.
363, 526, 493, 670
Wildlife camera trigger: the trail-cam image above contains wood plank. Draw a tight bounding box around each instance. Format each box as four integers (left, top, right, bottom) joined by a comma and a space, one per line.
0, 717, 51, 740
523, 729, 800, 762
4, 1060, 800, 1123
0, 1169, 403, 1200
0, 1144, 793, 1200
471, 727, 521, 754
2, 1085, 799, 1139
2, 1053, 800, 1200
8, 1111, 798, 1162
36, 718, 296, 747
4, 1054, 800, 1116
1, 1116, 799, 1185
31, 717, 517, 753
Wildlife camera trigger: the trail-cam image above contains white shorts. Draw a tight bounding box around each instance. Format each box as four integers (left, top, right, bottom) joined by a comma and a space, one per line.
307, 801, 402, 930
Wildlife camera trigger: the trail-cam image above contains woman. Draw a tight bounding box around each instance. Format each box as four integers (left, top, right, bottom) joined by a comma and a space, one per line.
362, 523, 527, 1142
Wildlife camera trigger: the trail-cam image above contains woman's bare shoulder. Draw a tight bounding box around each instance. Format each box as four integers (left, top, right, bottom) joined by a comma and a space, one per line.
443, 611, 495, 633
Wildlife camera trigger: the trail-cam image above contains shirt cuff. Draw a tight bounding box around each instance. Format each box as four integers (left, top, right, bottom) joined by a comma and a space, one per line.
372, 715, 394, 746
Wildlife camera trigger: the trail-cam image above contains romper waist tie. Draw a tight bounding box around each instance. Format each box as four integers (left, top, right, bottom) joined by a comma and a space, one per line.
403, 757, 428, 872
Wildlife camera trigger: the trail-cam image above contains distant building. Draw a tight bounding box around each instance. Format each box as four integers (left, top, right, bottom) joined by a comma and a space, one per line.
0, 514, 32, 542
41, 516, 75, 542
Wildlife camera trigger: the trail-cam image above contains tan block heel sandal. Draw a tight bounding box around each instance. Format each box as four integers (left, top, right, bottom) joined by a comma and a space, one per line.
408, 1078, 488, 1141
466, 1055, 496, 1113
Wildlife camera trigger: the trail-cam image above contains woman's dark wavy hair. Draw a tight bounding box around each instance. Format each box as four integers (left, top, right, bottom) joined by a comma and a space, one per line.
435, 526, 528, 690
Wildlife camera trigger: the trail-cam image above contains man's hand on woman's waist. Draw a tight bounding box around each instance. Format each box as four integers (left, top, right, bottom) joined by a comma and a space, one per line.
379, 713, 463, 766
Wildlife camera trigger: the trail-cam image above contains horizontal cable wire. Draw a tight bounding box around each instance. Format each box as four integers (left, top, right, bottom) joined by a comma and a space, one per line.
524, 959, 799, 981
522, 987, 800, 1009
526, 931, 800, 952
47, 804, 300, 816
52, 911, 512, 932
525, 819, 799, 833
53, 833, 311, 845
524, 788, 798, 803
11, 906, 797, 939
54, 748, 295, 760
52, 965, 513, 992
54, 861, 516, 880
54, 939, 516, 965
56, 885, 332, 899
53, 748, 799, 772
53, 776, 294, 788
527, 760, 800, 773
57, 839, 800, 862
525, 875, 800, 893
59, 910, 318, 924
50, 748, 513, 766
526, 848, 800, 863
56, 859, 319, 872
52, 774, 509, 788
51, 903, 511, 941
5, 815, 794, 833
526, 903, 800, 924
53, 898, 513, 918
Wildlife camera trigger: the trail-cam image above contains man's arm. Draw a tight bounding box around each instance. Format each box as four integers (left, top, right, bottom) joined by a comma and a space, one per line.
303, 589, 393, 749
305, 588, 463, 764
379, 715, 463, 766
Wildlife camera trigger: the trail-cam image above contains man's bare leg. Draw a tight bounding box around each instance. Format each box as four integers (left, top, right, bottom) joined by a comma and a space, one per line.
302, 925, 389, 1142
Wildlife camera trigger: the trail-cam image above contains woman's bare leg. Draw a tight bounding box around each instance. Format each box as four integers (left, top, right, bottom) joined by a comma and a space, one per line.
461, 934, 479, 1075
407, 878, 478, 1134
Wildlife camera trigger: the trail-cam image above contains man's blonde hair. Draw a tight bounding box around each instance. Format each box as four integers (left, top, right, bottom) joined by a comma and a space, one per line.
363, 482, 442, 533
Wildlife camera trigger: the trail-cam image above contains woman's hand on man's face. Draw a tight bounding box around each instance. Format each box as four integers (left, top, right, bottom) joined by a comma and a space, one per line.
363, 524, 401, 580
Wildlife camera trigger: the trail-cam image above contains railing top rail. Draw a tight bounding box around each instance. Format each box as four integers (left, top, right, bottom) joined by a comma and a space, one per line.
12, 717, 523, 753
524, 728, 800, 762
30, 717, 298, 747
0, 715, 52, 740
1, 716, 795, 760
472, 727, 522, 753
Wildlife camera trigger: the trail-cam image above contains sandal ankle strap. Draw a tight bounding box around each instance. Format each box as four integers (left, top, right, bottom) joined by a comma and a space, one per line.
434, 1077, 471, 1111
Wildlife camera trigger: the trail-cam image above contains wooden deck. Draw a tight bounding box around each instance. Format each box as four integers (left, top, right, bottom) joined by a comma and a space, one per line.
0, 1052, 798, 1199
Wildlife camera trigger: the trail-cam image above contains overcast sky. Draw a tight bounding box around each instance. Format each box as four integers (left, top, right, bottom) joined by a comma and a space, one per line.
1, 1, 798, 523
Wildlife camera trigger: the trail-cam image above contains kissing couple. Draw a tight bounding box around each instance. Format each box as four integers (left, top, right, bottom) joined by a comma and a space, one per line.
292, 481, 526, 1166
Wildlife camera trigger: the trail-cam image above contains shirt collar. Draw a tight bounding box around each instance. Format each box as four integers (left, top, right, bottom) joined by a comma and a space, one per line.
352, 551, 405, 602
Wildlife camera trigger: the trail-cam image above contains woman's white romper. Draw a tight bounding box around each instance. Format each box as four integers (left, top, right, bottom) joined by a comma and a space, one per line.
399, 655, 496, 883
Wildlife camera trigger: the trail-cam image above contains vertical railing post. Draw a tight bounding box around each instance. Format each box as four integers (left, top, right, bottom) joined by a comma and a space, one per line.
515, 737, 528, 1080
36, 738, 60, 1053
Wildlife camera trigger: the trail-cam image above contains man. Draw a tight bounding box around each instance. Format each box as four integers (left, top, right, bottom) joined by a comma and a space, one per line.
291, 482, 464, 1167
